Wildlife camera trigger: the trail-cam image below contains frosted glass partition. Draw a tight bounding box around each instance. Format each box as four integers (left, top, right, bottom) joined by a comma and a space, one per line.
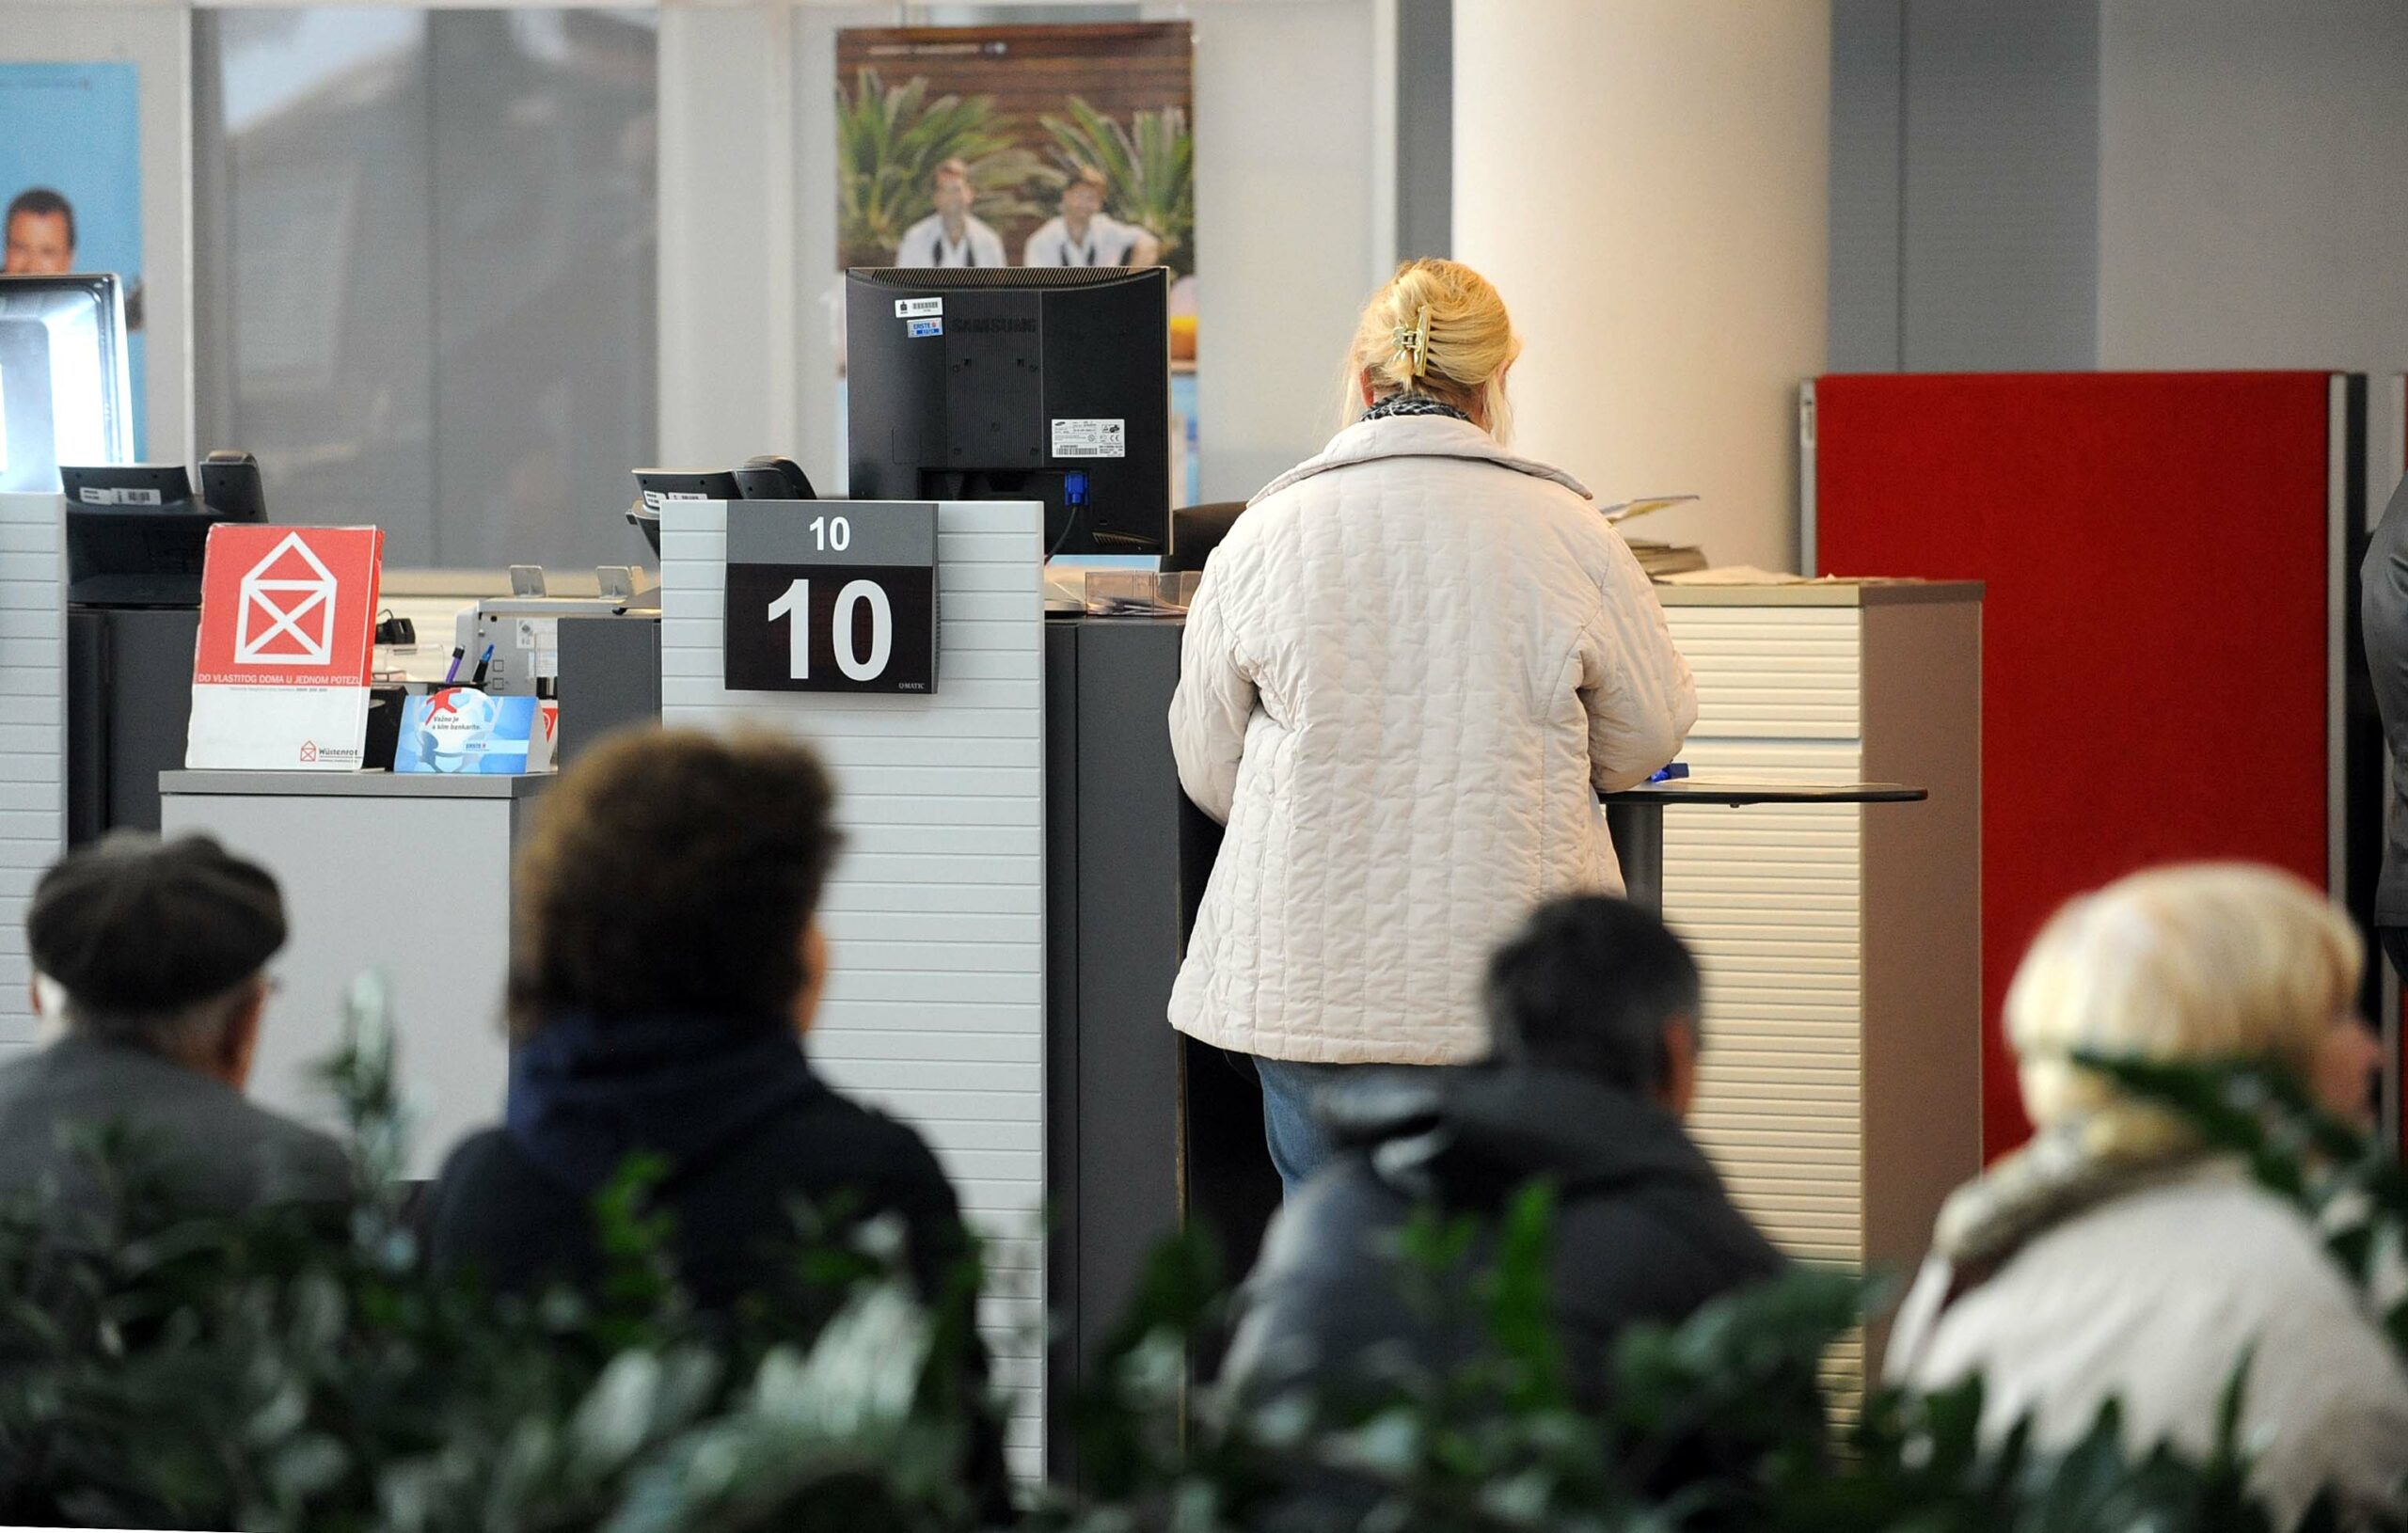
194, 8, 658, 571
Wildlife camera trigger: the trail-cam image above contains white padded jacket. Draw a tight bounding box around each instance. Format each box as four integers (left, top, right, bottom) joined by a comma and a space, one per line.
1887, 1166, 2408, 1531
1166, 414, 1698, 1066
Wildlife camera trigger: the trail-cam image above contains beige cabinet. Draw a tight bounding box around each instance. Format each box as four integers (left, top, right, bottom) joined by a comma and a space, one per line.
1657, 582, 1982, 1382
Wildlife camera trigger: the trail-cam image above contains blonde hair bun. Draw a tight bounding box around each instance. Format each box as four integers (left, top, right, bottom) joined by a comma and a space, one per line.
1343, 259, 1523, 441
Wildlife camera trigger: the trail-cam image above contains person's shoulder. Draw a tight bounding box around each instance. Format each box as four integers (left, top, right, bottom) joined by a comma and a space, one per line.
758, 1085, 955, 1202
0, 1042, 55, 1101
429, 1124, 525, 1201
1993, 1168, 2353, 1325
424, 1126, 551, 1246
1478, 462, 1610, 541
224, 1094, 351, 1200
244, 1096, 345, 1161
2053, 1169, 2318, 1255
1556, 1176, 1784, 1305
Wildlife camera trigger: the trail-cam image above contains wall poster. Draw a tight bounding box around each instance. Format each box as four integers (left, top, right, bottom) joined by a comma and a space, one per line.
834, 22, 1199, 505
0, 61, 146, 455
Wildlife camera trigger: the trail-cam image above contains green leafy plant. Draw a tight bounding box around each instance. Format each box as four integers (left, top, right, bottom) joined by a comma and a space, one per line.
0, 991, 2399, 1530
0, 981, 990, 1533
1038, 97, 1195, 277
836, 69, 1054, 269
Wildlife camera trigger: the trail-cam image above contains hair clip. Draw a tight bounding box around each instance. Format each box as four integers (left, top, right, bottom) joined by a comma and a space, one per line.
1392, 303, 1433, 378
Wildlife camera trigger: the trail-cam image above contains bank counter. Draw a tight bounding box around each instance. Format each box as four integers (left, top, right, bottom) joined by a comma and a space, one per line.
157, 769, 545, 1181
99, 496, 1976, 1478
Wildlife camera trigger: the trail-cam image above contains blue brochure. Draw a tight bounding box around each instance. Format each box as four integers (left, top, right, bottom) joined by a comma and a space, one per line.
394, 687, 551, 774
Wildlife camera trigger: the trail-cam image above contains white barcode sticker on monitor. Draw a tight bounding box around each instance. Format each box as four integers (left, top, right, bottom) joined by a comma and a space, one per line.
1052, 419, 1127, 459
895, 297, 943, 319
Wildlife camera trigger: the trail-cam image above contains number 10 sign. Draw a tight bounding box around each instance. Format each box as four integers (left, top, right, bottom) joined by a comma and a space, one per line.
723, 501, 938, 694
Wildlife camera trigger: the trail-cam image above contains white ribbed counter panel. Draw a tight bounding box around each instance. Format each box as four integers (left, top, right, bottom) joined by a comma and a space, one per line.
1658, 589, 1982, 1407
657, 499, 1048, 1478
1665, 607, 1863, 1265
0, 496, 65, 1062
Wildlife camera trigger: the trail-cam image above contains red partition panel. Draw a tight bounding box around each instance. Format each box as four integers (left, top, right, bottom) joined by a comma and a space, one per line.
1815, 372, 2333, 1159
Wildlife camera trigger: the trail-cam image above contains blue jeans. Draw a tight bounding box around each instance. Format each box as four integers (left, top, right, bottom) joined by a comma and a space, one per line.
1253, 1056, 1440, 1197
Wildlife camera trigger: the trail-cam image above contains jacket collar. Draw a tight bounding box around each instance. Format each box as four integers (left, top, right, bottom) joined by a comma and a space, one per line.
1248, 415, 1593, 507
506, 1010, 825, 1197
1321, 1064, 1719, 1206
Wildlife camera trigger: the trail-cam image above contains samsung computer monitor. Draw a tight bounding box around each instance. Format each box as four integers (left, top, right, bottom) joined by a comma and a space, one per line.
0, 274, 133, 494
846, 266, 1169, 556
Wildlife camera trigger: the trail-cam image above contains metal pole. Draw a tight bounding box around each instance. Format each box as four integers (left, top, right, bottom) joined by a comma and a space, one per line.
1605, 800, 1664, 917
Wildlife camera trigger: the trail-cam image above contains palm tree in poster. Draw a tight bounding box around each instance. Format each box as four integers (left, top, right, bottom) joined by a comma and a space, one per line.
1039, 97, 1196, 277
835, 70, 1053, 268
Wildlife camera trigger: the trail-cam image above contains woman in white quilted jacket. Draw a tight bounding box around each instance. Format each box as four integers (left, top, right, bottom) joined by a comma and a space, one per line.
1167, 258, 1698, 1194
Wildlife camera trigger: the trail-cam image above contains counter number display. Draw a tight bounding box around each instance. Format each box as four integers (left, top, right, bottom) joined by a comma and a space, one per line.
722, 501, 938, 695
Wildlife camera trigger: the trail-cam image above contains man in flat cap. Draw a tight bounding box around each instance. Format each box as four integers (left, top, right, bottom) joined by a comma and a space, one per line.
0, 832, 349, 1223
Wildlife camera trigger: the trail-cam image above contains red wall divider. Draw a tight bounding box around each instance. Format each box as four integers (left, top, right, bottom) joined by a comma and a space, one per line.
1814, 372, 2335, 1160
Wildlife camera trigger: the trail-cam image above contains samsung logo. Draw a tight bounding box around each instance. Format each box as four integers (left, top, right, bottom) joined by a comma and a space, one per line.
954, 316, 1037, 335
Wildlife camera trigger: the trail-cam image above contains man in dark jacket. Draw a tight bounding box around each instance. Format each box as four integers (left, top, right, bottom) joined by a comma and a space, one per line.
1218, 894, 1784, 1417
0, 833, 350, 1225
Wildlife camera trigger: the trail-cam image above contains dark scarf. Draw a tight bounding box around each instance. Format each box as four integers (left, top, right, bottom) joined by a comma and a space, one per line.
1359, 392, 1474, 426
506, 1011, 825, 1196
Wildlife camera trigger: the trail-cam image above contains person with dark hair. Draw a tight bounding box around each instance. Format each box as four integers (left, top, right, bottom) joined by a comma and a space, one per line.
426, 728, 973, 1316
4, 187, 76, 276
0, 832, 348, 1221
1219, 894, 1782, 1414
894, 157, 1004, 269
1022, 165, 1160, 267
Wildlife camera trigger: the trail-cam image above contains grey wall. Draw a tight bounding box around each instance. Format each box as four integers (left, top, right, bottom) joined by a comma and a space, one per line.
2099, 0, 2408, 374
193, 8, 657, 571
1827, 0, 1902, 371
1395, 0, 1450, 260
1829, 0, 2098, 372
1833, 0, 2408, 379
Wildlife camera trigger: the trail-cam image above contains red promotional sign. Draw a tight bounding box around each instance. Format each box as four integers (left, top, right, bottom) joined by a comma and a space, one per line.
186, 525, 385, 771
192, 526, 383, 687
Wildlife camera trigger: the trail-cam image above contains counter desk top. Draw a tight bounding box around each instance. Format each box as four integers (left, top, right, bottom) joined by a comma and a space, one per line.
1649, 579, 1983, 607
159, 769, 553, 800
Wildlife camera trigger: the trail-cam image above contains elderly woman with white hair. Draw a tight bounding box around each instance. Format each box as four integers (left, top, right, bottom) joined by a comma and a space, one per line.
1886, 863, 2408, 1529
